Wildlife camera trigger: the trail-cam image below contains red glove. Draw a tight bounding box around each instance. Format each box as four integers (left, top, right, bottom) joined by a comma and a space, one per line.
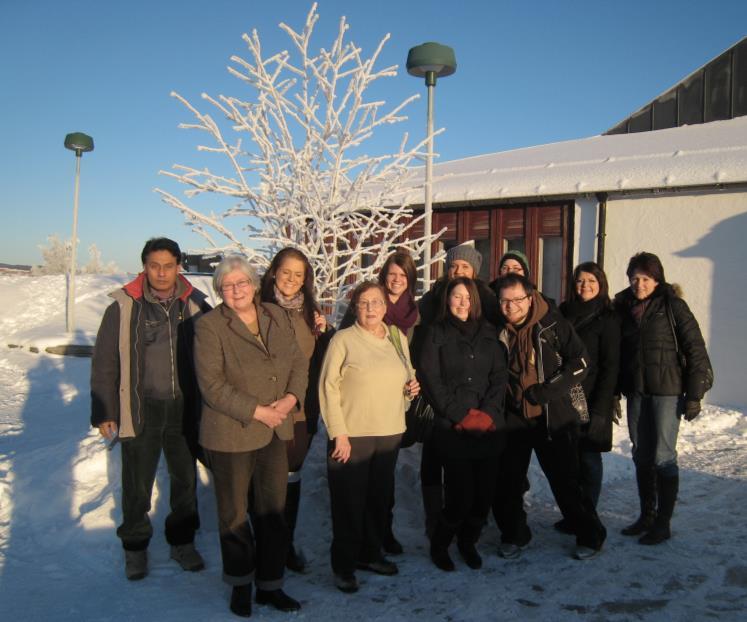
455, 409, 496, 434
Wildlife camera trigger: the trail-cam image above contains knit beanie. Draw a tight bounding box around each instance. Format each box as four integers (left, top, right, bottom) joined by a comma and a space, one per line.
499, 250, 530, 278
447, 241, 483, 275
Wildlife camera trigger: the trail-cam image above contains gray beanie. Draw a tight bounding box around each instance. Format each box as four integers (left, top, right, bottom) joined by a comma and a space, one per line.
447, 241, 482, 275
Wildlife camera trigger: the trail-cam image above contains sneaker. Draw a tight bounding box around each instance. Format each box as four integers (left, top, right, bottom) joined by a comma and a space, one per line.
230, 585, 252, 617
356, 558, 399, 575
573, 545, 601, 560
498, 542, 524, 560
125, 550, 148, 581
255, 588, 301, 612
334, 573, 359, 593
170, 543, 205, 572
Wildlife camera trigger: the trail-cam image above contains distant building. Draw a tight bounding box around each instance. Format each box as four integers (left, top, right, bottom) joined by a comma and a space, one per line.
182, 252, 222, 274
403, 37, 747, 408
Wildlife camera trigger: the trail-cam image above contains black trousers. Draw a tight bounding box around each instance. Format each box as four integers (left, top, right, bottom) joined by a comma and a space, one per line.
494, 423, 606, 550
117, 398, 198, 551
204, 435, 289, 589
442, 452, 500, 534
327, 434, 401, 576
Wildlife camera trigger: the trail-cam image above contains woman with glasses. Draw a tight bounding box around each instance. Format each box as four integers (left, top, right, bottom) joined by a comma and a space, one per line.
417, 277, 507, 572
260, 247, 334, 574
194, 255, 308, 617
319, 281, 420, 594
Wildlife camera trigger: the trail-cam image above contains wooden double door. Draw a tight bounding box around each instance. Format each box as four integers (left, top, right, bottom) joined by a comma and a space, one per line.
429, 203, 571, 302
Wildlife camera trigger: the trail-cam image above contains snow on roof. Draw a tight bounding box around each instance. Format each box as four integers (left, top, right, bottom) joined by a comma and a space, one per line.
402, 116, 747, 205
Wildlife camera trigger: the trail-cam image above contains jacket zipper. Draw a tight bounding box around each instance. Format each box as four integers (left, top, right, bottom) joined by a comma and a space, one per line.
536, 320, 557, 440
133, 301, 142, 429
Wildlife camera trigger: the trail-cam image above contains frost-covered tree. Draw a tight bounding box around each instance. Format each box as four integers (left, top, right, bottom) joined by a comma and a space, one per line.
33, 234, 72, 275
156, 3, 442, 318
84, 243, 119, 274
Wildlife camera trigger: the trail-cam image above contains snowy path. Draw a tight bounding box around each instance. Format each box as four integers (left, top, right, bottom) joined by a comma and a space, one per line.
0, 345, 745, 621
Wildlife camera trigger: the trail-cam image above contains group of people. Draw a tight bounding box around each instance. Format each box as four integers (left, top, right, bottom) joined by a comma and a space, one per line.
90, 236, 712, 617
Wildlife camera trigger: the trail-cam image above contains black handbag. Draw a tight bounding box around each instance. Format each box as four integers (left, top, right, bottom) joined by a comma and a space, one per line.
387, 325, 435, 446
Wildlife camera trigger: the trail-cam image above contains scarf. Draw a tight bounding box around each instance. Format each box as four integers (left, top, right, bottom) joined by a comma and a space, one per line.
384, 291, 418, 333
446, 314, 480, 340
504, 291, 549, 420
562, 297, 605, 330
273, 285, 304, 310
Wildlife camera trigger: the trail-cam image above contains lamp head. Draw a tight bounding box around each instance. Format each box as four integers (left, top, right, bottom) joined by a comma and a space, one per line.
406, 42, 457, 86
64, 132, 94, 156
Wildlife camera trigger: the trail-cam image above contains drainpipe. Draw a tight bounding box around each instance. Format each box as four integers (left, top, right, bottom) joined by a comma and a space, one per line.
596, 192, 608, 269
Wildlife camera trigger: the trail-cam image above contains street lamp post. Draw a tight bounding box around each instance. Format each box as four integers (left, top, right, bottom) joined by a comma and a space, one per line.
406, 42, 456, 292
63, 132, 94, 333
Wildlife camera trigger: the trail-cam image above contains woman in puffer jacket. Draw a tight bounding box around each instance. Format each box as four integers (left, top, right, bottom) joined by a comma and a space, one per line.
615, 252, 712, 545
557, 262, 620, 532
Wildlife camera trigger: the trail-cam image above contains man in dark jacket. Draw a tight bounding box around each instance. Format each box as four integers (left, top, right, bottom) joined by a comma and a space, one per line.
91, 238, 211, 580
493, 273, 607, 560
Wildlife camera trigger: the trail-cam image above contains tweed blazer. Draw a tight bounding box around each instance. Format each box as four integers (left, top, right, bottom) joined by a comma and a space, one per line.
194, 301, 309, 453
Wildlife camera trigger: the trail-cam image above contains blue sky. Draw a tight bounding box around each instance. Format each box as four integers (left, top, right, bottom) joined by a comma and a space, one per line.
2, 0, 745, 272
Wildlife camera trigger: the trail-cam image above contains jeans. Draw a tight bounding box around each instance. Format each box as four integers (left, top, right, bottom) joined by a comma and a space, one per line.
117, 398, 198, 551
626, 392, 681, 475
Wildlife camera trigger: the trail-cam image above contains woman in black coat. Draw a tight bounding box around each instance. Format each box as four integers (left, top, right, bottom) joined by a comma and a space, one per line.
615, 252, 712, 546
558, 262, 620, 531
418, 277, 507, 572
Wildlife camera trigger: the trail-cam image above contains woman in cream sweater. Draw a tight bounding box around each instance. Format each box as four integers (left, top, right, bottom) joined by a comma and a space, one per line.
319, 281, 419, 594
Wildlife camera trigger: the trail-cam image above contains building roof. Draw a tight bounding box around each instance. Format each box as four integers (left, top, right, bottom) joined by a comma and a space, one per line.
401, 115, 747, 205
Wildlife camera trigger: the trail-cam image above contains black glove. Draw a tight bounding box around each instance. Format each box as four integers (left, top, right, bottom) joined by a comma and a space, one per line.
586, 410, 609, 445
612, 396, 622, 425
684, 399, 701, 422
525, 383, 549, 406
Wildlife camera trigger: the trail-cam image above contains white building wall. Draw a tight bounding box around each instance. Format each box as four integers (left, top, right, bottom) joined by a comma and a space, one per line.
601, 188, 747, 408
574, 197, 599, 265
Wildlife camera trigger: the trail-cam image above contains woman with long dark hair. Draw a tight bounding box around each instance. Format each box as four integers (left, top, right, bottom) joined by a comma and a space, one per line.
418, 277, 507, 571
615, 252, 712, 545
557, 262, 620, 531
260, 247, 333, 573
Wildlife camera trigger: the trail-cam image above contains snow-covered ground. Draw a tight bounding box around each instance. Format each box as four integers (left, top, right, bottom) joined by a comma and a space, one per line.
1, 274, 745, 621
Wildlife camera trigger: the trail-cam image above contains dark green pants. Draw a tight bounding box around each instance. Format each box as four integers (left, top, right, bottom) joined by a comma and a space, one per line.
117, 398, 198, 551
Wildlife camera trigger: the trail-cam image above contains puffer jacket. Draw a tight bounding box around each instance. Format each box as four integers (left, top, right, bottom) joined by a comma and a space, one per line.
499, 306, 590, 433
615, 283, 712, 400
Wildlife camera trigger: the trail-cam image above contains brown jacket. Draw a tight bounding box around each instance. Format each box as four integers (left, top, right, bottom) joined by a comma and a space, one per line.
194, 302, 309, 453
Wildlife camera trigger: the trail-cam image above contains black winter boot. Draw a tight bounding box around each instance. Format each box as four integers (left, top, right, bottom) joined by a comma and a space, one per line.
456, 519, 484, 569
284, 478, 307, 573
422, 484, 444, 539
430, 517, 457, 572
230, 584, 252, 617
621, 466, 657, 536
639, 471, 678, 545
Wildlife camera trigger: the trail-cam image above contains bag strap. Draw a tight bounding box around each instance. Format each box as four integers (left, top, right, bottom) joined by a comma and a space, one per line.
387, 325, 412, 381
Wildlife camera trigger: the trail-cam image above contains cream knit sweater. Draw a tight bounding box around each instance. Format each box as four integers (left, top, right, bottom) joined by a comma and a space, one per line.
319, 322, 412, 439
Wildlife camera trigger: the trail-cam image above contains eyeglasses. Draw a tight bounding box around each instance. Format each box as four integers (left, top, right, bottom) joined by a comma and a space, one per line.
356, 299, 385, 310
499, 295, 530, 307
221, 280, 253, 294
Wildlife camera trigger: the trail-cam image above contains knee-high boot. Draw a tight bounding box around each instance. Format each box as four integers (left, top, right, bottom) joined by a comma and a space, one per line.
430, 515, 457, 572
284, 475, 307, 572
639, 470, 678, 545
621, 465, 657, 536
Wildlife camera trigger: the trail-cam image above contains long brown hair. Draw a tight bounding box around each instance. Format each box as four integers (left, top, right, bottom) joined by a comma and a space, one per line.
260, 247, 320, 331
439, 277, 482, 322
377, 251, 418, 297
570, 261, 611, 307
